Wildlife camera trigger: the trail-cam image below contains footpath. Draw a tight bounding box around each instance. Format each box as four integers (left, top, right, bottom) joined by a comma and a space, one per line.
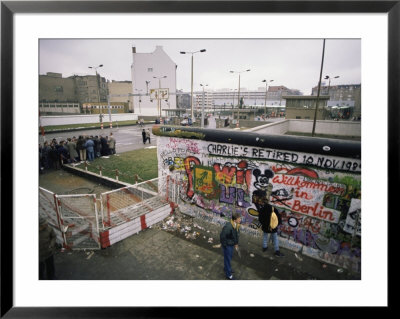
53, 208, 360, 280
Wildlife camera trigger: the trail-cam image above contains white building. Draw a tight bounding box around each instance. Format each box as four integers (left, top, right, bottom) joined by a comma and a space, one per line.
131, 46, 177, 117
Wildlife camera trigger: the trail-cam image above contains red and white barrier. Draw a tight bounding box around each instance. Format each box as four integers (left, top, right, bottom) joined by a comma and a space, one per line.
100, 204, 170, 248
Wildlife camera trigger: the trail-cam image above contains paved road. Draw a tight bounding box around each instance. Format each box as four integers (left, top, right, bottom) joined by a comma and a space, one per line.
41, 124, 155, 154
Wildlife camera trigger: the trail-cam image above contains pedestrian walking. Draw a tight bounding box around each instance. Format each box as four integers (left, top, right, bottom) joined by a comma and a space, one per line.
219, 212, 241, 280
108, 132, 116, 155
145, 129, 151, 144
39, 216, 57, 280
142, 129, 146, 144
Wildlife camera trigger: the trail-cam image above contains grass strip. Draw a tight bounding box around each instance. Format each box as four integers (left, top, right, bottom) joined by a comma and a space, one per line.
74, 147, 158, 184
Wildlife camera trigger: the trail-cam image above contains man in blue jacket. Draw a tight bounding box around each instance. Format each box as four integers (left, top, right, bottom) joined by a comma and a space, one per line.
220, 212, 241, 280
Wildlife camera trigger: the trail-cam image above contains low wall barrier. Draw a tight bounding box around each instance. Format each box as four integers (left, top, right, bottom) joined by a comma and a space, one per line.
39, 176, 177, 250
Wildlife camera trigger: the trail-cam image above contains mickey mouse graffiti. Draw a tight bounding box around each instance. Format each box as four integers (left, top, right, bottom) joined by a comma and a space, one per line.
248, 168, 275, 217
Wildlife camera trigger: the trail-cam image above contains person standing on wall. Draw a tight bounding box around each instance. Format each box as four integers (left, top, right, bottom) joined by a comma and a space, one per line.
220, 212, 241, 280
39, 216, 57, 280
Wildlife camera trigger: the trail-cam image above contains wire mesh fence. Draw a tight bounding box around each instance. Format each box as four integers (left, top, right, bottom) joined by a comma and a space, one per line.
39, 176, 180, 250
57, 194, 100, 250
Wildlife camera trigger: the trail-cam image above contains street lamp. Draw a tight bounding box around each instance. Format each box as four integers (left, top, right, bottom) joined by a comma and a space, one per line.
262, 79, 274, 118
134, 88, 143, 114
145, 81, 151, 94
230, 88, 237, 121
324, 75, 340, 95
180, 49, 207, 123
230, 69, 250, 127
200, 84, 208, 128
88, 64, 103, 105
153, 75, 167, 118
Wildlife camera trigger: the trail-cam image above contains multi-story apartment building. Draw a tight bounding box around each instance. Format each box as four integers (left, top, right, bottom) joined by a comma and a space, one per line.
311, 83, 361, 118
312, 84, 361, 106
209, 86, 301, 107
39, 72, 77, 103
131, 46, 177, 116
71, 74, 108, 104
176, 90, 191, 109
39, 73, 135, 114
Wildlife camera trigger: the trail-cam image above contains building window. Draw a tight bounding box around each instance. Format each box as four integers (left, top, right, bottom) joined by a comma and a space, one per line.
148, 68, 153, 72
55, 86, 63, 92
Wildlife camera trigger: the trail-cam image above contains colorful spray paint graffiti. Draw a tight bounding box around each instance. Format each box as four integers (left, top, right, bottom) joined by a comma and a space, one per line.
157, 136, 361, 268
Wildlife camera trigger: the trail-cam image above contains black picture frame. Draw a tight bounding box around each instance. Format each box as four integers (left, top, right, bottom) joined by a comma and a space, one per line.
1, 1, 396, 317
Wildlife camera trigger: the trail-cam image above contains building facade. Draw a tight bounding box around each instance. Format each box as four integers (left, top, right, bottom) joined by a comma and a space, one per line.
39, 72, 77, 103
312, 83, 361, 111
39, 73, 137, 115
284, 95, 330, 120
131, 46, 177, 117
39, 72, 109, 114
108, 80, 134, 112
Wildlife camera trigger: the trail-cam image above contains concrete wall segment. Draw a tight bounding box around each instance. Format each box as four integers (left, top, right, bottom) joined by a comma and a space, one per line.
153, 125, 361, 270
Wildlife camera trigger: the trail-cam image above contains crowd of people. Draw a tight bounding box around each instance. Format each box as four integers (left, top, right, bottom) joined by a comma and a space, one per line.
39, 133, 116, 173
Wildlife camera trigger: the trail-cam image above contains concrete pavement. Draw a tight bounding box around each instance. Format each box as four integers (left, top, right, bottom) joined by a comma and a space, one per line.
52, 208, 360, 280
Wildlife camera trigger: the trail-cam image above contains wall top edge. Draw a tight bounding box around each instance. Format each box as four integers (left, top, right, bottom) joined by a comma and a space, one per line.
152, 125, 361, 159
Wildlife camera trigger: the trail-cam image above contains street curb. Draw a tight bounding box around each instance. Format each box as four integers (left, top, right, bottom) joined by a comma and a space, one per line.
39, 122, 156, 135
61, 164, 130, 189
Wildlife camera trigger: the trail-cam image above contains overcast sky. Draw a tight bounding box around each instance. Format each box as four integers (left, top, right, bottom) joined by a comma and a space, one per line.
39, 38, 360, 95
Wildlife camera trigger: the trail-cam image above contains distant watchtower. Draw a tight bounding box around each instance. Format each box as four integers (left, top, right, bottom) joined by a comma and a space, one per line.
283, 95, 330, 120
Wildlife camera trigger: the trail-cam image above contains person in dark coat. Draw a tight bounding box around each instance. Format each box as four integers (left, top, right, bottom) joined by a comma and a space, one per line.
39, 216, 57, 280
49, 140, 59, 169
100, 135, 109, 156
219, 212, 241, 280
142, 129, 146, 144
93, 136, 101, 158
57, 140, 69, 165
76, 135, 87, 162
41, 141, 51, 169
257, 202, 284, 257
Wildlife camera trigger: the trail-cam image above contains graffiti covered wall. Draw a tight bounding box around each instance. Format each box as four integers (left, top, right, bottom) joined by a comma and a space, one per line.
155, 128, 361, 271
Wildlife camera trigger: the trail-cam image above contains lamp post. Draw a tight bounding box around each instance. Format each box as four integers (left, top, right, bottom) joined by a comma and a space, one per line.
134, 88, 143, 114
88, 64, 103, 110
230, 69, 250, 127
262, 79, 274, 118
180, 49, 206, 123
324, 75, 340, 95
231, 88, 237, 121
145, 81, 151, 94
312, 39, 326, 137
153, 75, 167, 118
200, 84, 208, 128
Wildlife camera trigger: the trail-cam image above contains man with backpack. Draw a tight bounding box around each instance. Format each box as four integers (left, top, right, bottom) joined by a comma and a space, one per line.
258, 203, 285, 257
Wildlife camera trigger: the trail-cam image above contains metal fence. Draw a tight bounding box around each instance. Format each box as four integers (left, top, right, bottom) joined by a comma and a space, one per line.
100, 177, 167, 229
39, 176, 178, 250
56, 194, 100, 250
